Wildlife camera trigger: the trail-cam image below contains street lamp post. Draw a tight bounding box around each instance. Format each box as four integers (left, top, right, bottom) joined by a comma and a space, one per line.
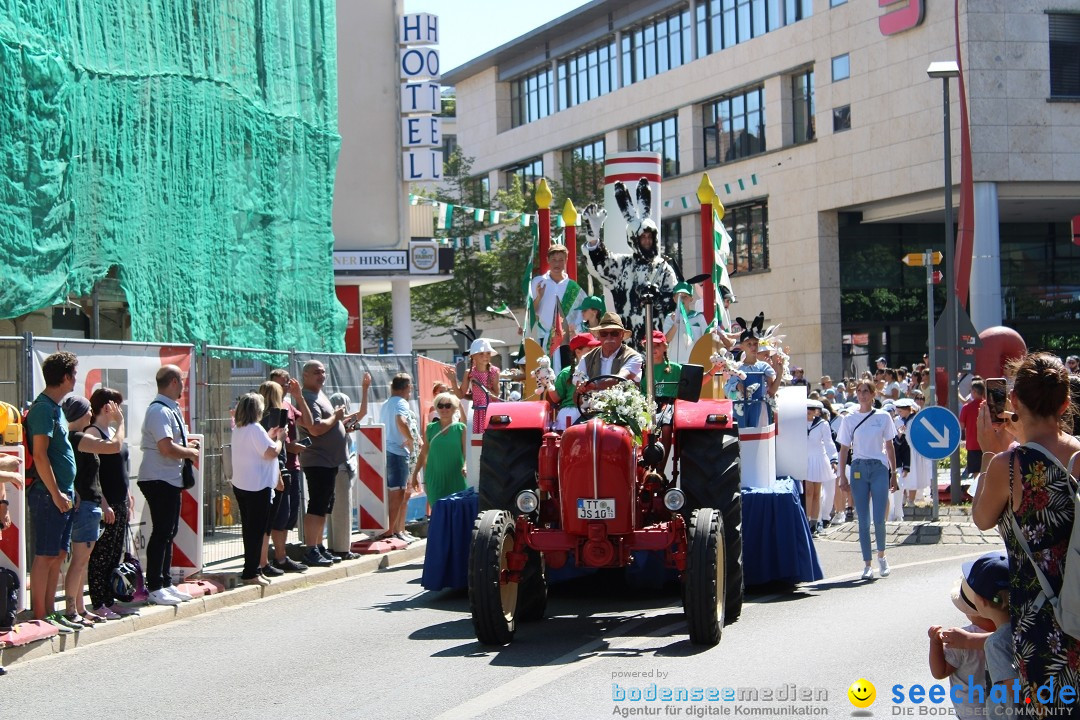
927, 60, 962, 504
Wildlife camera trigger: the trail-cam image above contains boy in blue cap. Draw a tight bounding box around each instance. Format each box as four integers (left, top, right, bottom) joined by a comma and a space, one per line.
960, 552, 1018, 717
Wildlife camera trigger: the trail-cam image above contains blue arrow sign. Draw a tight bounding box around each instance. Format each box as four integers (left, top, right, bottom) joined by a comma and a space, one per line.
908, 406, 961, 460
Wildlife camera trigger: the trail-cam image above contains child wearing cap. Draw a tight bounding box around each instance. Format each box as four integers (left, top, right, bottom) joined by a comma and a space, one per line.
544, 332, 601, 429
928, 581, 994, 719
959, 552, 1019, 717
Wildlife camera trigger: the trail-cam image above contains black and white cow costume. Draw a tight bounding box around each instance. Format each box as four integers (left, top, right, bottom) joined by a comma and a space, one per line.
581, 178, 678, 347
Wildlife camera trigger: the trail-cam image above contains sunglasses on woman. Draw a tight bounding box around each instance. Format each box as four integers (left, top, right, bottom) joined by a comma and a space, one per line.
436, 403, 454, 409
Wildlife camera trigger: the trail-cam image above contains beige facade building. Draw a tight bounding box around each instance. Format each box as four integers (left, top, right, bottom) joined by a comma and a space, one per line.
444, 0, 1080, 379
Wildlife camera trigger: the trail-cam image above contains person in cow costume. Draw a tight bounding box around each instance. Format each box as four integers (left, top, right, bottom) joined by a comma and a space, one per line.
581, 178, 678, 347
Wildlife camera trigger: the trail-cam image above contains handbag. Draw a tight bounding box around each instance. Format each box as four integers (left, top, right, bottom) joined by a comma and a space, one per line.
114, 524, 148, 603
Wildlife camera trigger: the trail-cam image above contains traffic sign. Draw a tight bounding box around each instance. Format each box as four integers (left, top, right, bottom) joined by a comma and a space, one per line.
909, 406, 961, 460
934, 297, 983, 348
902, 251, 943, 267
931, 270, 943, 284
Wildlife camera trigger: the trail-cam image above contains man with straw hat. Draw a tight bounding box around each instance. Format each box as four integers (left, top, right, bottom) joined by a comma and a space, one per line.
576, 312, 643, 382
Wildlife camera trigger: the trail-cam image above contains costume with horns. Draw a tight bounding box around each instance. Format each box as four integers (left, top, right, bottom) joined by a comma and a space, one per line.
581, 178, 678, 347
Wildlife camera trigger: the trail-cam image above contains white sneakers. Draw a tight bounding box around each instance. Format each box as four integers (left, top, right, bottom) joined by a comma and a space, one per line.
147, 588, 181, 606
165, 586, 193, 601
860, 558, 891, 580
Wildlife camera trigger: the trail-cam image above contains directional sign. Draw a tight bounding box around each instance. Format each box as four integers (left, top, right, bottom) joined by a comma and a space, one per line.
934, 297, 983, 348
909, 405, 961, 460
902, 251, 943, 267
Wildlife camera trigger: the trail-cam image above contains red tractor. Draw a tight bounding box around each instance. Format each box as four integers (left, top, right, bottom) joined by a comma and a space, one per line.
468, 367, 743, 646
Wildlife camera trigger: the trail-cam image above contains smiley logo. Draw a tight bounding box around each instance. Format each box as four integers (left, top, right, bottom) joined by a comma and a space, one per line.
847, 678, 876, 708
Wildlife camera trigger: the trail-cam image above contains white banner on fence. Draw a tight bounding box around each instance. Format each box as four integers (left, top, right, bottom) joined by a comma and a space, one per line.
171, 434, 204, 583
32, 340, 197, 575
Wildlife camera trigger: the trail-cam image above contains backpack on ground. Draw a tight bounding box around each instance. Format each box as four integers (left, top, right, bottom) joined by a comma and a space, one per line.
0, 566, 19, 631
1008, 448, 1080, 640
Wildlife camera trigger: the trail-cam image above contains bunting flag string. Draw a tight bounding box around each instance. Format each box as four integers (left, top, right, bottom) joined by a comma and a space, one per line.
661, 173, 760, 209
438, 231, 504, 251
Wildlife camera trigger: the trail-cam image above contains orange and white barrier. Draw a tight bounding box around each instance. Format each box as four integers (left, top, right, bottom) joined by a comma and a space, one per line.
170, 434, 204, 584
355, 425, 388, 532
0, 445, 26, 611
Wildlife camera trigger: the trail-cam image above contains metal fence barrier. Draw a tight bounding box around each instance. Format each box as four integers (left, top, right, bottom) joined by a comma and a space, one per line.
9, 334, 420, 567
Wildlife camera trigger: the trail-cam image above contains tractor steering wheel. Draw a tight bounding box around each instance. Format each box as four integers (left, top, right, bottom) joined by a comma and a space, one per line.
574, 374, 635, 413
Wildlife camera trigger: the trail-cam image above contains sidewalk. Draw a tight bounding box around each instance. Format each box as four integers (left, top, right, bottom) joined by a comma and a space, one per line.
820, 504, 1002, 546
0, 536, 427, 671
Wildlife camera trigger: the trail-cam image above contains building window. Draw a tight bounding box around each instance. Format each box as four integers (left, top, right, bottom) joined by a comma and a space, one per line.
504, 158, 544, 193
628, 115, 679, 177
557, 41, 616, 109
467, 176, 490, 205
661, 217, 684, 274
833, 105, 851, 132
442, 134, 458, 159
1050, 14, 1080, 98
791, 69, 815, 144
510, 67, 552, 128
831, 53, 850, 82
696, 0, 810, 57
620, 8, 691, 86
830, 0, 847, 6
703, 86, 766, 166
563, 138, 606, 205
725, 200, 769, 274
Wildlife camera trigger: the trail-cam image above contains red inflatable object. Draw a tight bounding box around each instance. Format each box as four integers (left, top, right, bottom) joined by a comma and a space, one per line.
936, 326, 1027, 405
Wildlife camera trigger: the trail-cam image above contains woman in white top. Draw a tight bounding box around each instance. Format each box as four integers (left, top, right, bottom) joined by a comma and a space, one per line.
231, 393, 284, 586
806, 400, 838, 535
837, 380, 900, 580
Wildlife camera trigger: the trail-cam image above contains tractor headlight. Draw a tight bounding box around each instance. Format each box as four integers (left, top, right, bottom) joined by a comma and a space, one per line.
515, 490, 540, 514
663, 488, 686, 512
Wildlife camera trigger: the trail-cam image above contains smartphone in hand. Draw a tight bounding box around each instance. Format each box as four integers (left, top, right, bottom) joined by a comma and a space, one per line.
985, 378, 1007, 423
297, 436, 313, 448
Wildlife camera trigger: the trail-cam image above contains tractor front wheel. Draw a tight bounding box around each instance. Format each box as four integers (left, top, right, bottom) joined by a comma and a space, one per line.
684, 508, 725, 646
469, 510, 518, 645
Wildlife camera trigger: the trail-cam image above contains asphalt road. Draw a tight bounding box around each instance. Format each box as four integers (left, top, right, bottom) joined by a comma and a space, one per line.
3, 537, 1002, 719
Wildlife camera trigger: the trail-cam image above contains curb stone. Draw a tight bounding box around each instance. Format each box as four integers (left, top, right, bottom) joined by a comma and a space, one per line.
0, 540, 427, 670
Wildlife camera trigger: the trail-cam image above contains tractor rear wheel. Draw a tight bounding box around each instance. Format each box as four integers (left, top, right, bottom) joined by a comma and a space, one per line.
478, 429, 542, 514
469, 510, 518, 645
685, 508, 725, 646
515, 549, 547, 622
678, 429, 743, 623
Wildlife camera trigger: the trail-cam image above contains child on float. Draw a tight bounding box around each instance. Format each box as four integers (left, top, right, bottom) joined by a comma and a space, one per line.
928, 578, 994, 718
458, 338, 501, 435
543, 332, 601, 429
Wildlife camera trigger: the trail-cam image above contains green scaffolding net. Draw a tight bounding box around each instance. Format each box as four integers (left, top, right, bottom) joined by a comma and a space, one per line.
0, 0, 347, 351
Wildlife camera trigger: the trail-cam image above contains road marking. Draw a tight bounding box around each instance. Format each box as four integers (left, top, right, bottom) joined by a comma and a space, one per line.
436, 548, 995, 719
434, 613, 685, 720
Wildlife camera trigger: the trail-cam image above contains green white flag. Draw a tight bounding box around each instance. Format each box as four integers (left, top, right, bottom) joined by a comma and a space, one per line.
520, 213, 532, 228
437, 203, 454, 230
713, 210, 734, 331
560, 278, 587, 332
522, 224, 542, 334
473, 208, 485, 223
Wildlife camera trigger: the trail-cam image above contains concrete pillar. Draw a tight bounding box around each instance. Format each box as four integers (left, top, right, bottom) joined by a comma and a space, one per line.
763, 75, 785, 152
688, 0, 699, 60
678, 104, 700, 175
969, 182, 1003, 331
391, 279, 413, 354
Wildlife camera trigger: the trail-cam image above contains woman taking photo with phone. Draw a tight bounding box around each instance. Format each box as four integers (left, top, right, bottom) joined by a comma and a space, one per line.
972, 353, 1080, 714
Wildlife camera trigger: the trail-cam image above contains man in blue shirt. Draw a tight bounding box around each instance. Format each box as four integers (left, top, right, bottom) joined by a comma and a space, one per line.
379, 373, 418, 542
26, 351, 78, 629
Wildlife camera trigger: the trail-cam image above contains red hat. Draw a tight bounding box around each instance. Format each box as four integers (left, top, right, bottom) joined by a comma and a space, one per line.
651, 330, 667, 345
569, 332, 601, 352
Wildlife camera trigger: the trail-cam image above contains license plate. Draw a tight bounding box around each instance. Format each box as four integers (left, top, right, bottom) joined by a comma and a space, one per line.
577, 498, 615, 520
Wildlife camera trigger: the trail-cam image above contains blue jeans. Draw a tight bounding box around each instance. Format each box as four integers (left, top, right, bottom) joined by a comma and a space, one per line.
386, 452, 408, 490
849, 459, 890, 563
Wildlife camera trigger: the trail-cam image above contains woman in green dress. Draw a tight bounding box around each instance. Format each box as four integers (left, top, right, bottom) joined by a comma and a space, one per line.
409, 392, 467, 505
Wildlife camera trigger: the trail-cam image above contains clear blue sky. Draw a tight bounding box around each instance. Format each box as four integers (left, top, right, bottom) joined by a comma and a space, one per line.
403, 0, 589, 75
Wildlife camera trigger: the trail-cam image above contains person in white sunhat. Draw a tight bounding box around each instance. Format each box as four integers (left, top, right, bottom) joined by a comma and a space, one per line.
806, 399, 838, 536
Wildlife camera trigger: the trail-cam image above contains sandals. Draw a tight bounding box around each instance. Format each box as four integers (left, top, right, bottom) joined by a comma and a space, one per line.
81, 611, 107, 624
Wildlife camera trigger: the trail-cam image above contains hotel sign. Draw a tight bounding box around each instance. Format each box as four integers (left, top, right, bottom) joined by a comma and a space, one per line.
334, 251, 408, 273
400, 13, 443, 182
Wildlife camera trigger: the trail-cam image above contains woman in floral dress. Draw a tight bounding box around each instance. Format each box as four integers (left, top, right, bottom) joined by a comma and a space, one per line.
973, 352, 1080, 714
